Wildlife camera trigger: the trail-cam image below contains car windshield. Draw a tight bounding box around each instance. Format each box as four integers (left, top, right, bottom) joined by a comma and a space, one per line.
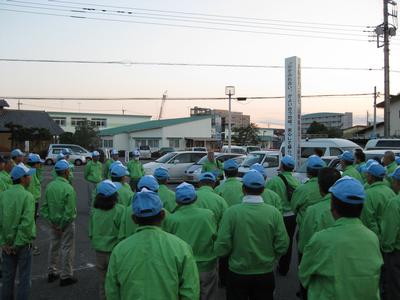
194, 155, 210, 165
247, 147, 260, 152
341, 147, 360, 152
155, 152, 176, 163
140, 146, 150, 150
242, 153, 264, 167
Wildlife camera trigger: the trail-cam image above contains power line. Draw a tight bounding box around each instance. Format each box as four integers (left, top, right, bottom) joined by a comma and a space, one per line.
0, 93, 375, 101
1, 58, 399, 73
50, 0, 367, 29
3, 1, 368, 36
0, 8, 370, 42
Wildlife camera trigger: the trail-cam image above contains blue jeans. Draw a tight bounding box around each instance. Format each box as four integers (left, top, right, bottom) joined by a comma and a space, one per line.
1, 245, 32, 300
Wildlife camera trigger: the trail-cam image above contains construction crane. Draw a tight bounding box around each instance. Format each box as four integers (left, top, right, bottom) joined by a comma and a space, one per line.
158, 90, 168, 120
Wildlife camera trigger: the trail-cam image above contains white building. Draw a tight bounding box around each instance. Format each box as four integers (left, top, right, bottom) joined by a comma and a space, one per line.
48, 111, 151, 133
301, 112, 353, 134
98, 116, 213, 151
377, 94, 400, 136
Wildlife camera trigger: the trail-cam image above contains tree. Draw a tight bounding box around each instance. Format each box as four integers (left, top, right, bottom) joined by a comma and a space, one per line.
232, 123, 259, 145
306, 121, 328, 135
5, 122, 52, 150
59, 121, 100, 150
59, 132, 75, 144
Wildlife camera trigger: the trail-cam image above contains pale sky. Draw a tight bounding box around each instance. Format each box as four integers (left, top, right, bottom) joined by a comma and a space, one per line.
0, 0, 399, 128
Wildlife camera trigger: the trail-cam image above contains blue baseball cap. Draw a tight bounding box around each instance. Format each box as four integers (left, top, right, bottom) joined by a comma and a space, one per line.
96, 180, 120, 197
366, 163, 386, 178
11, 149, 24, 158
329, 176, 365, 204
132, 189, 163, 217
176, 182, 197, 203
250, 163, 265, 177
339, 151, 354, 162
360, 159, 378, 174
10, 163, 35, 180
132, 150, 140, 156
281, 155, 295, 168
27, 153, 44, 164
138, 175, 159, 192
396, 156, 400, 165
154, 167, 169, 180
243, 169, 265, 189
92, 151, 100, 157
307, 155, 326, 169
55, 159, 70, 171
110, 164, 129, 177
109, 160, 122, 170
56, 153, 65, 161
199, 172, 216, 182
224, 159, 239, 171
390, 166, 400, 181
110, 149, 118, 156
62, 148, 72, 155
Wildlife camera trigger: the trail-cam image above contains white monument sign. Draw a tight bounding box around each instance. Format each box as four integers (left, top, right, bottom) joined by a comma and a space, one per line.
285, 56, 301, 169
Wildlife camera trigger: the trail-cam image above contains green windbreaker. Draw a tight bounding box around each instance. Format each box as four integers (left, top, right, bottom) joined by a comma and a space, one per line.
196, 185, 228, 225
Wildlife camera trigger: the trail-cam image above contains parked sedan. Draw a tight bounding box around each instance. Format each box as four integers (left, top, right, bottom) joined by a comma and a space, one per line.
238, 151, 280, 179
183, 153, 246, 184
151, 147, 175, 159
143, 151, 206, 182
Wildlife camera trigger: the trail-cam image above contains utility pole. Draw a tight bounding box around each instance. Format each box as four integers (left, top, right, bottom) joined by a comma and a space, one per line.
17, 99, 21, 110
373, 86, 378, 139
371, 0, 397, 137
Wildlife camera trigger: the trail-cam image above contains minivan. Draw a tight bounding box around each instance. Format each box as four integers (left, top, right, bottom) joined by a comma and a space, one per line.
48, 144, 92, 162
364, 139, 400, 151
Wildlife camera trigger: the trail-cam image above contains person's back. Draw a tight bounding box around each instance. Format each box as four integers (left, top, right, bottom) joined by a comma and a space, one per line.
300, 218, 382, 300
116, 183, 134, 207
215, 159, 244, 207
158, 184, 177, 212
84, 158, 103, 184
196, 173, 228, 225
342, 165, 363, 183
106, 189, 199, 300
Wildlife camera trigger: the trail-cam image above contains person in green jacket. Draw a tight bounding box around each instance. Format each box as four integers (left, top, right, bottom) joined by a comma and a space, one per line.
103, 149, 120, 180
84, 151, 103, 206
0, 163, 36, 300
380, 167, 400, 299
41, 159, 78, 286
126, 150, 144, 191
250, 163, 283, 213
90, 180, 125, 300
215, 159, 243, 207
110, 163, 134, 207
154, 167, 177, 212
339, 151, 363, 183
265, 155, 300, 276
51, 152, 74, 184
196, 172, 228, 226
202, 151, 223, 180
215, 170, 289, 300
164, 182, 218, 300
361, 162, 395, 240
354, 149, 366, 174
298, 167, 341, 254
0, 156, 9, 192
292, 155, 326, 231
299, 176, 383, 300
384, 151, 398, 184
105, 189, 200, 300
26, 153, 45, 256
0, 157, 13, 189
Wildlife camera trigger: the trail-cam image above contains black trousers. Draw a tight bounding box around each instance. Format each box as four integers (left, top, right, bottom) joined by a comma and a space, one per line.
278, 214, 297, 276
382, 250, 400, 300
226, 271, 275, 300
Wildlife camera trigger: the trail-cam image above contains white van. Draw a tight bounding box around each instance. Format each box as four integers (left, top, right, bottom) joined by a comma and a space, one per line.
48, 144, 92, 162
280, 138, 362, 161
364, 139, 400, 151
221, 145, 247, 155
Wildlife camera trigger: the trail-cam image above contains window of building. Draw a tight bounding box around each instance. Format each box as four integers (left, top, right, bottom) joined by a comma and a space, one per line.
53, 117, 66, 127
71, 117, 87, 126
102, 139, 113, 148
91, 118, 107, 127
135, 139, 160, 149
168, 138, 180, 148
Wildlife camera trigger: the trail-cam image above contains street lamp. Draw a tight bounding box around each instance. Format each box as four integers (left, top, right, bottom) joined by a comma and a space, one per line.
225, 86, 235, 153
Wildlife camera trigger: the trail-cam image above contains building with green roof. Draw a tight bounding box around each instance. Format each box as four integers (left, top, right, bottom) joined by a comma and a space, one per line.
98, 115, 213, 151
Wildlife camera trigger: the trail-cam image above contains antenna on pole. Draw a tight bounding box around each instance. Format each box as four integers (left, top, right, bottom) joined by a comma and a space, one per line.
158, 90, 168, 120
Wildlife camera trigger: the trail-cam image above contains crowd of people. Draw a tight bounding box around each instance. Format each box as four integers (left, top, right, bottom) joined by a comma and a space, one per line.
1, 147, 400, 300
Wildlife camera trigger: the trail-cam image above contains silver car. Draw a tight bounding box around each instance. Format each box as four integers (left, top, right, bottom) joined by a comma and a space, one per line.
45, 147, 87, 166
238, 151, 280, 180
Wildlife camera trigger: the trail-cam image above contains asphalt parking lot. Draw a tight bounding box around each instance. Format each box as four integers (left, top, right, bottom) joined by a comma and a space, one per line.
25, 165, 300, 300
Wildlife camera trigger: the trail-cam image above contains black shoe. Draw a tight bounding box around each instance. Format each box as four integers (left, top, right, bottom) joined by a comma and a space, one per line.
48, 273, 60, 283
60, 277, 78, 287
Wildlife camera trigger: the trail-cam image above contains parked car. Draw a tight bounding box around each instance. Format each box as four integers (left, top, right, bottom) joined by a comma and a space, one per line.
138, 145, 152, 159
238, 151, 280, 179
221, 145, 247, 155
48, 144, 92, 162
293, 156, 339, 183
280, 138, 362, 163
363, 149, 400, 162
45, 147, 87, 166
143, 151, 206, 182
188, 147, 207, 152
183, 153, 245, 183
243, 145, 262, 153
151, 147, 175, 159
365, 139, 400, 151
